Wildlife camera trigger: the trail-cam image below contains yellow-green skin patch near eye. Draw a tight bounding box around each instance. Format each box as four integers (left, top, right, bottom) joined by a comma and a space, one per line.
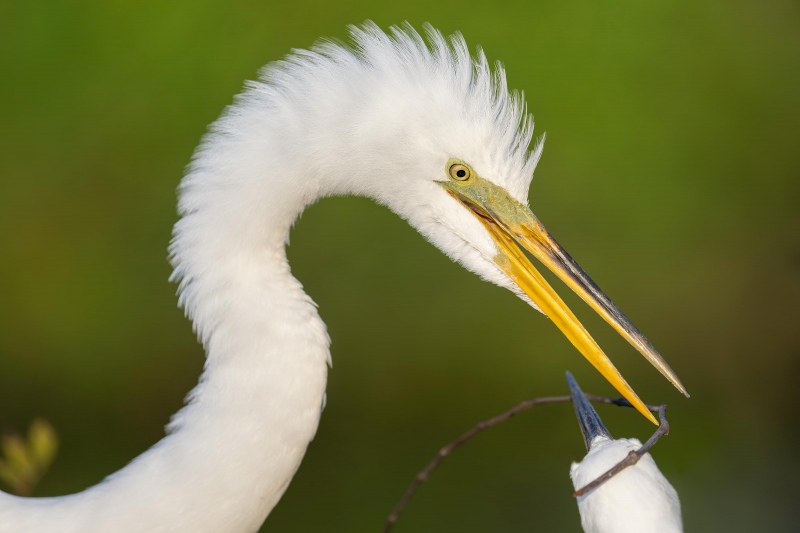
440, 159, 533, 229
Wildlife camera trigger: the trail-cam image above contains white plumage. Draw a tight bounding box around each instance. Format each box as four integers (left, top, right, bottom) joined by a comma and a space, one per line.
571, 438, 683, 533
0, 23, 541, 533
0, 22, 683, 532
568, 373, 683, 533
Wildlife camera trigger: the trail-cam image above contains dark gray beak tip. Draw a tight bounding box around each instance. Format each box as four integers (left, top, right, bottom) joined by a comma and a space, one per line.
566, 372, 613, 451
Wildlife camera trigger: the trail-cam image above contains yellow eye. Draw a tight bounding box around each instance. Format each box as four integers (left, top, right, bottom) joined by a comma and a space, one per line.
448, 163, 471, 181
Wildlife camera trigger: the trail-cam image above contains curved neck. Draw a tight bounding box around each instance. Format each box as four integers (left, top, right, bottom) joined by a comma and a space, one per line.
1, 96, 332, 533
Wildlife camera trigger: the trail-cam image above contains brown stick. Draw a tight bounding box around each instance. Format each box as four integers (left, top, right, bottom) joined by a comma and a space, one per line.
383, 395, 669, 533
572, 403, 669, 497
383, 395, 576, 533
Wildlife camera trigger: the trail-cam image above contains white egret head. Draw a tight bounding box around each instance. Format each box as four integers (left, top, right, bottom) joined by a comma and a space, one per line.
304, 23, 685, 420
182, 22, 686, 422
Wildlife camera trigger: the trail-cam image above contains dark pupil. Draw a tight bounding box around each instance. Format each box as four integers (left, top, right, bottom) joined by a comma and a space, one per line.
456, 169, 466, 178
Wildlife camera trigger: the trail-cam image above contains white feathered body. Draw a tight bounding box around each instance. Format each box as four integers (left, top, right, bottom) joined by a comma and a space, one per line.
571, 437, 683, 533
0, 23, 542, 532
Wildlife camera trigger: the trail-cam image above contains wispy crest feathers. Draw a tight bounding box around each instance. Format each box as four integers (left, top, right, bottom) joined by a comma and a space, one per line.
170, 22, 545, 345
356, 22, 542, 188
256, 21, 543, 197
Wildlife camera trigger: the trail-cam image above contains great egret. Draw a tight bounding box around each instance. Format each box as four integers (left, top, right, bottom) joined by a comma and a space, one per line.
0, 22, 687, 532
568, 373, 683, 533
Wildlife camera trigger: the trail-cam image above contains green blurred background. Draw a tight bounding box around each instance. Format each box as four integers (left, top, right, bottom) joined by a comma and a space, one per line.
1, 0, 799, 531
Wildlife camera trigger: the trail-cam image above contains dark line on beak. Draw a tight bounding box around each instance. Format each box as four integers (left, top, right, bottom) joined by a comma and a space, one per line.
542, 229, 687, 397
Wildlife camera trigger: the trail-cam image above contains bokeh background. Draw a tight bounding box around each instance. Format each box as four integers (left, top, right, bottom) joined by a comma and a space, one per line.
1, 0, 799, 531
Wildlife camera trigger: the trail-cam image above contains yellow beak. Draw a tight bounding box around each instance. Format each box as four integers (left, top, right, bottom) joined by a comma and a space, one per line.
441, 172, 687, 425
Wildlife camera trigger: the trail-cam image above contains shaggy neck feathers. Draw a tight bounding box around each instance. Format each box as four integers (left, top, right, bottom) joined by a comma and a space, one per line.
0, 22, 541, 533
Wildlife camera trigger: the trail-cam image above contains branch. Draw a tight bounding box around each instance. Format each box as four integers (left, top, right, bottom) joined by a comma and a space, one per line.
572, 403, 669, 497
383, 394, 573, 533
383, 395, 669, 533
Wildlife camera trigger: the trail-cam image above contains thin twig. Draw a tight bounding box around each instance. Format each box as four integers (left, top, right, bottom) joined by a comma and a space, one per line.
384, 394, 668, 533
573, 404, 670, 497
383, 395, 572, 533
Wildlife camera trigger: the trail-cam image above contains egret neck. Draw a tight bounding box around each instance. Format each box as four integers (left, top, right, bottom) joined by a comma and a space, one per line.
1, 88, 335, 532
